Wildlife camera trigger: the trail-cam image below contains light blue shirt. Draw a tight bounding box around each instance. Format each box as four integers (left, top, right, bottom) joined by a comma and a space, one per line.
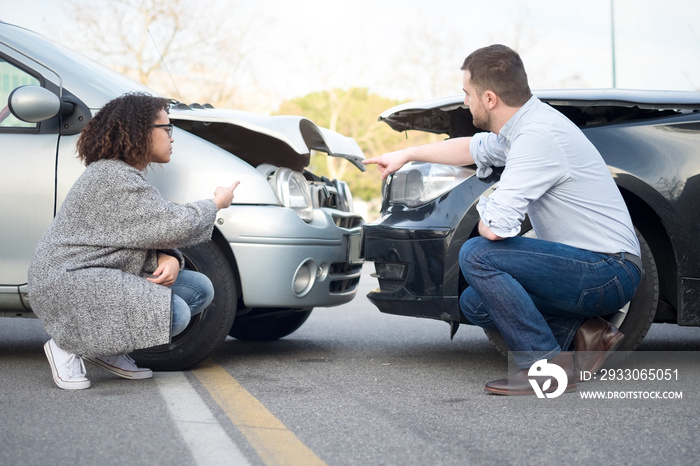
470, 95, 640, 256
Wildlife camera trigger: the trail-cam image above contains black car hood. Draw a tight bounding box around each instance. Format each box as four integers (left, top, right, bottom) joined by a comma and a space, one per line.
379, 89, 700, 135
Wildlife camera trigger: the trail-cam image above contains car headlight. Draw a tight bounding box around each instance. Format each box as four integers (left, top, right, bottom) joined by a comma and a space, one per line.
270, 167, 314, 221
388, 163, 472, 207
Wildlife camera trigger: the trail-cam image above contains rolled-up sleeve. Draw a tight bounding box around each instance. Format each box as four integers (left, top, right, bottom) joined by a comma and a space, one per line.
476, 196, 523, 237
475, 131, 568, 238
470, 132, 507, 179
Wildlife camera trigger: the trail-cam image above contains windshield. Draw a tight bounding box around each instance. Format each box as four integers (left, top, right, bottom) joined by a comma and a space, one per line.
0, 22, 156, 109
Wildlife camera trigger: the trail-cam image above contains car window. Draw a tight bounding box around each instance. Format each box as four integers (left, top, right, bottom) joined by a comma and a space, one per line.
0, 59, 40, 128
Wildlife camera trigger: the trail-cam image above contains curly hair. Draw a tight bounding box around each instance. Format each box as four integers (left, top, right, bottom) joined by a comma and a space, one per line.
77, 93, 171, 167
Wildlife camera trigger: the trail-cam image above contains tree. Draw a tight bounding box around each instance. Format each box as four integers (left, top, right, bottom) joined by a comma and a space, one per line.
276, 88, 441, 201
65, 0, 264, 108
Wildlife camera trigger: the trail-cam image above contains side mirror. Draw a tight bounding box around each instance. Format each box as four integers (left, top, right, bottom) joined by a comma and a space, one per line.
8, 85, 74, 123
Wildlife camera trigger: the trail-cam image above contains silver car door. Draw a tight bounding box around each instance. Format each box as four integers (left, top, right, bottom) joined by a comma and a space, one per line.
0, 58, 57, 287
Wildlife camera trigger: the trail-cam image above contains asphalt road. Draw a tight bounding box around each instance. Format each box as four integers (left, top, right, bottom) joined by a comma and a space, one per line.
2, 264, 699, 465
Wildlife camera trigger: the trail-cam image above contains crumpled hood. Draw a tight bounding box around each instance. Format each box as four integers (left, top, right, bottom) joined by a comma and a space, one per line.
170, 106, 365, 172
379, 89, 700, 135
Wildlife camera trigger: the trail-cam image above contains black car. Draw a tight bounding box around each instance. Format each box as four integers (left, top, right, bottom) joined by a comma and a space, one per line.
362, 89, 700, 352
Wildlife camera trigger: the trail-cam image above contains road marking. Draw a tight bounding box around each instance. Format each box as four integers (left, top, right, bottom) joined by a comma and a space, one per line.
155, 371, 251, 466
193, 359, 326, 466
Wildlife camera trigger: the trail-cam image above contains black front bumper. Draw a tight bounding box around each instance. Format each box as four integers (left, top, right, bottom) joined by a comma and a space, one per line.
362, 176, 491, 323
364, 224, 459, 320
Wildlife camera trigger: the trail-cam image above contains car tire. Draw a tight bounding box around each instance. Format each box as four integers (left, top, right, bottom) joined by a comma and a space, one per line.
131, 239, 238, 370
484, 228, 659, 357
609, 228, 658, 351
229, 308, 312, 341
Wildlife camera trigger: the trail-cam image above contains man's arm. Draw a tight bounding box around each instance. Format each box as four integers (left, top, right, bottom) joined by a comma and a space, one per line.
478, 219, 503, 241
364, 136, 503, 241
363, 137, 474, 180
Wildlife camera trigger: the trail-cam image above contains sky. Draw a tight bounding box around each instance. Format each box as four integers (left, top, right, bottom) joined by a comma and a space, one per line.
2, 0, 699, 111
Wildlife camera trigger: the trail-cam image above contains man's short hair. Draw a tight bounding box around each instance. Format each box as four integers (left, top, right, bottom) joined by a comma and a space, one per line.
460, 44, 531, 107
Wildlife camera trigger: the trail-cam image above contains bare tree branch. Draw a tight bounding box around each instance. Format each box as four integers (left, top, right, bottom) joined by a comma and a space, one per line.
64, 0, 266, 108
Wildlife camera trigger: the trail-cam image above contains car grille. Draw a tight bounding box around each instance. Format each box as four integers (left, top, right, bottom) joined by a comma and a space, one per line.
332, 214, 364, 229
329, 262, 363, 293
376, 278, 404, 292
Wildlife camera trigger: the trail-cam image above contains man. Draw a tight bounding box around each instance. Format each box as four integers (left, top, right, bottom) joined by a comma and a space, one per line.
363, 45, 642, 396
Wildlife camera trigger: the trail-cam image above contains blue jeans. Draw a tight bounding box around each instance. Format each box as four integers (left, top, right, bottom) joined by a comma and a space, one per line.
171, 270, 214, 336
459, 236, 641, 369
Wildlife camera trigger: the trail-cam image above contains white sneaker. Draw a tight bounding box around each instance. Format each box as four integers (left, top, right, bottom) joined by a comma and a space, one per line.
44, 339, 91, 390
84, 354, 153, 379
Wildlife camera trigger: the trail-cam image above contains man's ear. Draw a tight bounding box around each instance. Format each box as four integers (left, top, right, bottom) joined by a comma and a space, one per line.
484, 90, 498, 110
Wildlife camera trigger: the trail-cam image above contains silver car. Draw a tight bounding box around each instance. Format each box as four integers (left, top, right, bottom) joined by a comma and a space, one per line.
0, 22, 364, 370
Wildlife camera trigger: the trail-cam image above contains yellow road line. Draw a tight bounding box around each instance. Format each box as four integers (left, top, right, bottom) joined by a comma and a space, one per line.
193, 359, 326, 466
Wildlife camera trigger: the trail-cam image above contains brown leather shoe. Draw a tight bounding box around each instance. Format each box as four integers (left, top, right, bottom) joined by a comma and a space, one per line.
573, 317, 625, 377
485, 352, 577, 396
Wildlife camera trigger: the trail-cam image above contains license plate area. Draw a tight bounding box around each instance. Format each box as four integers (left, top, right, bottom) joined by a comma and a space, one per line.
346, 231, 362, 264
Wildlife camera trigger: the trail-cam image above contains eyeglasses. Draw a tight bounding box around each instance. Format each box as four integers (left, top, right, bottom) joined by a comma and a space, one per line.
153, 123, 174, 138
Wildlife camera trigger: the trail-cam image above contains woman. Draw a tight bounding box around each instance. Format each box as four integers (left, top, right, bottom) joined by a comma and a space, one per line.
28, 93, 238, 390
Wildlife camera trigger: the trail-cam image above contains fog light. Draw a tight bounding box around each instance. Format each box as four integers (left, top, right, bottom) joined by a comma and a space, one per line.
292, 259, 316, 297
374, 262, 408, 293
376, 262, 407, 280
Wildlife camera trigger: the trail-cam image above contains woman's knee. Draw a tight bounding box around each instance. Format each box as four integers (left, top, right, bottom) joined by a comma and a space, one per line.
173, 270, 214, 313
171, 294, 191, 336
195, 273, 215, 312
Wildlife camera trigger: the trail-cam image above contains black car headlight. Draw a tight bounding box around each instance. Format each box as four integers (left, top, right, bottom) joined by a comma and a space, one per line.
388, 163, 472, 207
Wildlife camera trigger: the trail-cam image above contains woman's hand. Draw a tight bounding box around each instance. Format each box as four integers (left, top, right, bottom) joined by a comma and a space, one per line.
147, 253, 181, 287
213, 181, 240, 210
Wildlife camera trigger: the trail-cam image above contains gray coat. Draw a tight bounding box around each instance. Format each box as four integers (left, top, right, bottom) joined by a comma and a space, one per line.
28, 159, 217, 357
